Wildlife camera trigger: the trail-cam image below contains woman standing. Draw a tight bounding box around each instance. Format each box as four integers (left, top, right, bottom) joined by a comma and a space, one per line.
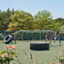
54, 30, 61, 45
45, 32, 51, 45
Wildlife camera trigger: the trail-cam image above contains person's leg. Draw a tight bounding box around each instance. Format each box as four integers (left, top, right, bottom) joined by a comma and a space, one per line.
54, 36, 56, 44
11, 38, 16, 44
13, 38, 16, 44
50, 39, 51, 44
11, 41, 14, 44
58, 36, 61, 45
14, 39, 16, 44
49, 39, 52, 46
59, 40, 61, 45
45, 39, 47, 42
10, 38, 14, 44
14, 36, 16, 44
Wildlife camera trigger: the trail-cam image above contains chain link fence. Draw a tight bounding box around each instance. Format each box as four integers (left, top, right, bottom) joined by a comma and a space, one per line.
0, 30, 64, 40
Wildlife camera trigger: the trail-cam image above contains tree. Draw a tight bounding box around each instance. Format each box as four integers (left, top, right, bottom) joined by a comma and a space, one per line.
0, 8, 12, 31
7, 11, 34, 31
34, 10, 53, 30
54, 18, 64, 30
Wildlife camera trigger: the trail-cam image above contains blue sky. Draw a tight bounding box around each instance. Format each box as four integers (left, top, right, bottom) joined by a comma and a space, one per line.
0, 0, 64, 18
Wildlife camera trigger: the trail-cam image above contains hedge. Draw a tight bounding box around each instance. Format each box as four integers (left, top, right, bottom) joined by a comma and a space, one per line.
0, 30, 64, 40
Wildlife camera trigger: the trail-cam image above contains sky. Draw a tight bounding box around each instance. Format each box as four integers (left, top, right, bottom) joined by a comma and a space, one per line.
0, 0, 64, 18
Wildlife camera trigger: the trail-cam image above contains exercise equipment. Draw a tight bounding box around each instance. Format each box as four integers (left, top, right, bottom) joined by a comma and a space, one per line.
4, 35, 13, 44
30, 43, 50, 50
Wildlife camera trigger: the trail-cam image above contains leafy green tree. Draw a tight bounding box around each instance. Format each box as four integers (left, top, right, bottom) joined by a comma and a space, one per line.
0, 8, 63, 31
12, 8, 15, 15
34, 10, 53, 30
55, 18, 63, 23
54, 18, 64, 30
7, 11, 34, 31
51, 19, 62, 30
0, 8, 12, 30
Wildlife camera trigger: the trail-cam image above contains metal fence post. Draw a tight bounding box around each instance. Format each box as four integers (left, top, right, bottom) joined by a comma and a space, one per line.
21, 31, 24, 40
4, 31, 6, 37
39, 30, 41, 40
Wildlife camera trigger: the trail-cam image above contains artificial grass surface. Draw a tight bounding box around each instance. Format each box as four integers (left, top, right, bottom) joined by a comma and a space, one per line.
0, 40, 64, 64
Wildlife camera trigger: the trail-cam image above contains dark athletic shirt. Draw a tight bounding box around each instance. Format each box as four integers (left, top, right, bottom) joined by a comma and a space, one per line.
56, 30, 59, 37
46, 32, 50, 40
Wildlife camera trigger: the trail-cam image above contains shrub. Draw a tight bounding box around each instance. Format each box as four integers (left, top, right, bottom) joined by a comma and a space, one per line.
0, 45, 16, 64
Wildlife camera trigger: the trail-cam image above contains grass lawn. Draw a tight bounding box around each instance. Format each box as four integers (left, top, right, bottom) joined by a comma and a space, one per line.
0, 40, 64, 64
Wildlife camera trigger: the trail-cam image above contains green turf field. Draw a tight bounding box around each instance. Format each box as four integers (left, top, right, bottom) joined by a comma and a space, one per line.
0, 40, 64, 64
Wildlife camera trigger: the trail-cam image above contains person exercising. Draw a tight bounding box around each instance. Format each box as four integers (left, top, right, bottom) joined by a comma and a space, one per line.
45, 32, 51, 45
54, 30, 61, 45
9, 32, 16, 44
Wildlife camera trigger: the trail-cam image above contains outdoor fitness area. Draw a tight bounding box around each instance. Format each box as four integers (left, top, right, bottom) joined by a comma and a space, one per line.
0, 30, 64, 64
1, 0, 64, 63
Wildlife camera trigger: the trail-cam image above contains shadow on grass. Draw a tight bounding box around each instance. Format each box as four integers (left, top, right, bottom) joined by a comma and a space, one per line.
30, 49, 50, 51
